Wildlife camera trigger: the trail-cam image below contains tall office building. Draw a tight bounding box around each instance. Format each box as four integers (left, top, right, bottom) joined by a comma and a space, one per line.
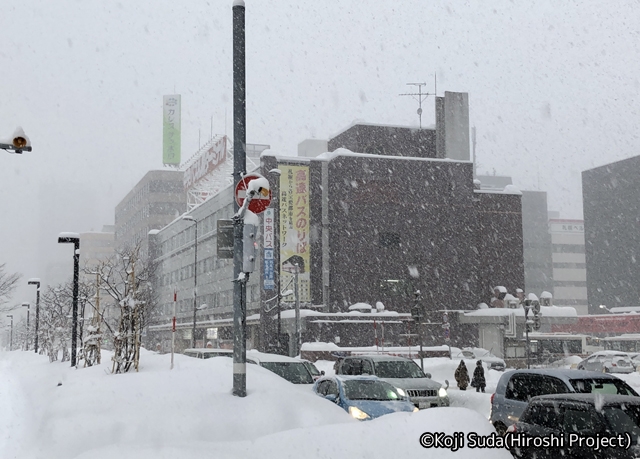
582, 156, 640, 313
114, 170, 186, 262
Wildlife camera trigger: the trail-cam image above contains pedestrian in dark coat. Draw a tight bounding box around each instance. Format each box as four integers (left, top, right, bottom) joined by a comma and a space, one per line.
454, 360, 470, 390
471, 360, 486, 393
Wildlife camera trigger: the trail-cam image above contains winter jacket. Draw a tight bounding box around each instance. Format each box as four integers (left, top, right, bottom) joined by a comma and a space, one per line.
454, 362, 470, 389
471, 361, 486, 388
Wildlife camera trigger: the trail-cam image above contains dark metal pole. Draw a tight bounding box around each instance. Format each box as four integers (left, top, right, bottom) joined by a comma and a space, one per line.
34, 283, 40, 353
192, 220, 198, 348
232, 0, 247, 397
72, 240, 80, 367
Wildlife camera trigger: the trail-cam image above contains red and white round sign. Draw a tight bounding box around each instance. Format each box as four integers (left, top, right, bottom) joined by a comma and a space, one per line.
235, 174, 272, 214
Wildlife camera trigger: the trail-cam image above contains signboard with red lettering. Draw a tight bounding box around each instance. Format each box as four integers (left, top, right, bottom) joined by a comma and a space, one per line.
279, 165, 310, 302
235, 174, 272, 214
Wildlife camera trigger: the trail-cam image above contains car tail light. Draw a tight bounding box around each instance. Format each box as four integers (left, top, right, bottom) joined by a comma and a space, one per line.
490, 393, 495, 404
507, 424, 517, 433
612, 362, 617, 366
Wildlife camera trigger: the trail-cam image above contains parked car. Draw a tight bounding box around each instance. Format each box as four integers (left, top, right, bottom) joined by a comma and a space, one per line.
508, 393, 640, 458
335, 354, 449, 409
629, 352, 640, 370
245, 350, 315, 384
301, 359, 325, 381
313, 375, 418, 420
454, 347, 506, 371
183, 348, 233, 359
490, 368, 638, 435
577, 351, 635, 374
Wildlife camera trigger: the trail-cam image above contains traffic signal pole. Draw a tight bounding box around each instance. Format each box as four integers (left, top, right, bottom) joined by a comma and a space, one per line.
232, 0, 247, 398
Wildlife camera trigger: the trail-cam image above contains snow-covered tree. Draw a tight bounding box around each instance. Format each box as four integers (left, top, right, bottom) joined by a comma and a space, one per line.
0, 263, 21, 313
87, 242, 159, 373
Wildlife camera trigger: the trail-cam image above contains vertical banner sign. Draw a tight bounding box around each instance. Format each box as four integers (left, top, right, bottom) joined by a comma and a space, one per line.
280, 165, 310, 303
163, 94, 181, 165
263, 208, 275, 290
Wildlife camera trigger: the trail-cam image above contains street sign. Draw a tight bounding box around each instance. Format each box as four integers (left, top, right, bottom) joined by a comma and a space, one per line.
235, 174, 272, 214
216, 219, 234, 259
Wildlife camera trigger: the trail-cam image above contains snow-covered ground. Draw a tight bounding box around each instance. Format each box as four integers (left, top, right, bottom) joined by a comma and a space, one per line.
0, 350, 513, 459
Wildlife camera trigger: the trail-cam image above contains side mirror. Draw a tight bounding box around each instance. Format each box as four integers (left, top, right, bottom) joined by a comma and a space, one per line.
325, 394, 338, 403
424, 372, 432, 379
320, 370, 325, 376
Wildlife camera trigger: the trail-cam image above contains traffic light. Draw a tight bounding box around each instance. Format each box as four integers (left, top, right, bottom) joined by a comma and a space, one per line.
242, 223, 257, 272
533, 314, 541, 331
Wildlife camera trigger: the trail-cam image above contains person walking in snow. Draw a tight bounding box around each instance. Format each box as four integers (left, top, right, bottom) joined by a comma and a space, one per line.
454, 360, 470, 390
471, 360, 486, 393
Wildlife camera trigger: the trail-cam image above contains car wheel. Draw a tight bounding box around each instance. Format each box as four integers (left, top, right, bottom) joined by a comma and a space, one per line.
494, 422, 507, 436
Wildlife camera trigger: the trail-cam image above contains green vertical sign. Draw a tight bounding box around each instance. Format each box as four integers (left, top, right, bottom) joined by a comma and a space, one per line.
163, 94, 181, 165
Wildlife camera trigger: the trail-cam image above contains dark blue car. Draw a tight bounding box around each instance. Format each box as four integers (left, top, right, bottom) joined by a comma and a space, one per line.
313, 375, 418, 420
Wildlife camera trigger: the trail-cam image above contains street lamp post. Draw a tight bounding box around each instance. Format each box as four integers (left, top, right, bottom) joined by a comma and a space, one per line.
28, 278, 41, 353
1, 127, 32, 154
6, 315, 13, 351
22, 302, 30, 350
182, 215, 199, 348
58, 233, 80, 367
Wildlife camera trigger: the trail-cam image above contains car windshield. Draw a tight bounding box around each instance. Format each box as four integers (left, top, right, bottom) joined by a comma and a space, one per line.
303, 362, 321, 376
570, 378, 638, 396
343, 380, 402, 401
374, 361, 425, 379
260, 362, 314, 384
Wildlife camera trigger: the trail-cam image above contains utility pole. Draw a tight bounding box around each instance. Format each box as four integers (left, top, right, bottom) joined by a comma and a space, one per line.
232, 0, 247, 397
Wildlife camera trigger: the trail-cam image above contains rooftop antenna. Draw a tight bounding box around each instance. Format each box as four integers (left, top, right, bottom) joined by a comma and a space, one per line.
211, 115, 213, 141
399, 81, 435, 129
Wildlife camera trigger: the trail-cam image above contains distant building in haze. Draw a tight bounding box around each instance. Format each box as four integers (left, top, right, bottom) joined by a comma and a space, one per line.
114, 170, 186, 262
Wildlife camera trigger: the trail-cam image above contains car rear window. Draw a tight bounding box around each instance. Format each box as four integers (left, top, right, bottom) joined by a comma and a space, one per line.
603, 405, 640, 440
260, 362, 314, 384
506, 375, 569, 402
522, 402, 562, 429
570, 378, 637, 396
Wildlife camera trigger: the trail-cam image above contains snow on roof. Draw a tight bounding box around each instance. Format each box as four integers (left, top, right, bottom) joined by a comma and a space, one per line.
609, 306, 640, 313
58, 232, 80, 239
348, 302, 372, 311
278, 309, 403, 319
314, 148, 469, 164
462, 305, 577, 320
474, 184, 522, 195
328, 120, 436, 139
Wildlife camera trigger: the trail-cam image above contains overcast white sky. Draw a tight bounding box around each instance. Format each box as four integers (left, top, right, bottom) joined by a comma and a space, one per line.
1, 0, 639, 317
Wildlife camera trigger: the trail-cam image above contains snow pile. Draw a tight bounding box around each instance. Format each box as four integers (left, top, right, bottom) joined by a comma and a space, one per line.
0, 349, 513, 459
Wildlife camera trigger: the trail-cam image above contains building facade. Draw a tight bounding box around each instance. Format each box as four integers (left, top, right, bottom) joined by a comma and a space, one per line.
114, 170, 186, 261
582, 156, 640, 313
548, 219, 587, 314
